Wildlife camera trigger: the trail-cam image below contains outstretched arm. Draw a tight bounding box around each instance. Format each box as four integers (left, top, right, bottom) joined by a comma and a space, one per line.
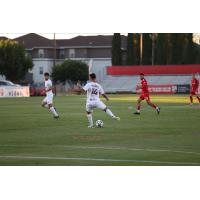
74, 87, 85, 93
102, 93, 109, 101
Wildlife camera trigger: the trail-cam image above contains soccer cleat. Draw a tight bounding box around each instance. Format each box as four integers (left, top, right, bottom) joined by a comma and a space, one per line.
88, 125, 94, 128
113, 116, 120, 121
133, 111, 140, 115
54, 115, 59, 119
156, 107, 161, 114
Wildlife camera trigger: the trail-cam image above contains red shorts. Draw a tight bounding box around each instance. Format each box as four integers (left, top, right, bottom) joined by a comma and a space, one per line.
191, 89, 197, 95
140, 93, 150, 101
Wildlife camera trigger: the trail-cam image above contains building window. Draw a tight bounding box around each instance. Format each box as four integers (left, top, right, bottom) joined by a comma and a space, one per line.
38, 49, 44, 58
69, 49, 75, 58
59, 49, 65, 59
39, 67, 43, 75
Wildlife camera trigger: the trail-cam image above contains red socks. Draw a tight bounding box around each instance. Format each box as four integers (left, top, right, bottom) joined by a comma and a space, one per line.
151, 104, 157, 109
148, 102, 157, 109
190, 95, 200, 103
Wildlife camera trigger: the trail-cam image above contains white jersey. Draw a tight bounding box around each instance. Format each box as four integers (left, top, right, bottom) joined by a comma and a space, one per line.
45, 79, 53, 95
83, 82, 104, 102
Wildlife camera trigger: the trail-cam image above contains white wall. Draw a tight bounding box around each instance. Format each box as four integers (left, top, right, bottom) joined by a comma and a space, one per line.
90, 58, 111, 82
31, 58, 111, 84
32, 59, 54, 83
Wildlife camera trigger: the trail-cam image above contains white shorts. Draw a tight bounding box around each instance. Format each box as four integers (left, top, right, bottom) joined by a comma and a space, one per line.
43, 94, 53, 105
86, 100, 107, 113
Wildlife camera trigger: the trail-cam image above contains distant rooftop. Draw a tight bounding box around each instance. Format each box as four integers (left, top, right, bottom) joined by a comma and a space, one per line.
56, 35, 127, 48
14, 33, 54, 49
0, 36, 8, 40
1, 33, 127, 49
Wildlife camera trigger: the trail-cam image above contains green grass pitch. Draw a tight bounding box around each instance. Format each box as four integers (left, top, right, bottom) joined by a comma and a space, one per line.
0, 94, 200, 166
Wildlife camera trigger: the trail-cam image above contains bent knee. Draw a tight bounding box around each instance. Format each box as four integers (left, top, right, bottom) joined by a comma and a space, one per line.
146, 100, 150, 104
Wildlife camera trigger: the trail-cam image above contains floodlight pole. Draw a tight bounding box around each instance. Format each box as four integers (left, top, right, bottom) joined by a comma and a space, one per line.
140, 33, 143, 65
53, 33, 56, 68
152, 33, 155, 66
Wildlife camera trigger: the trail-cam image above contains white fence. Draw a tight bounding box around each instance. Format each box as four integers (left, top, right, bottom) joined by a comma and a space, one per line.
0, 86, 30, 97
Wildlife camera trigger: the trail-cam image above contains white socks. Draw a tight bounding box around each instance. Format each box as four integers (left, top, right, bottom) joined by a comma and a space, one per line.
50, 107, 58, 117
87, 114, 93, 126
106, 108, 115, 118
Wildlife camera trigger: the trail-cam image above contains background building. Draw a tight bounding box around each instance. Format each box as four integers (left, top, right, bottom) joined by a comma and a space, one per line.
12, 33, 127, 83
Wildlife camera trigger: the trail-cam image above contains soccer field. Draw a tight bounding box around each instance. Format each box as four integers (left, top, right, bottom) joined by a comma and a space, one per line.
0, 94, 200, 166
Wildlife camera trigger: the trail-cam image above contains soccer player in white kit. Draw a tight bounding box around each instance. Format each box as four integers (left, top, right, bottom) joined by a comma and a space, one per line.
82, 73, 120, 128
42, 72, 59, 118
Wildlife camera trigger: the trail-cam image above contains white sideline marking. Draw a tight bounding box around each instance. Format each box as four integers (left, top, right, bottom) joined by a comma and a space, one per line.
60, 145, 200, 156
0, 155, 199, 165
1, 144, 200, 156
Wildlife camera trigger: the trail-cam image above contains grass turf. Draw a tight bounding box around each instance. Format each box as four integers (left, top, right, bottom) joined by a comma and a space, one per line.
0, 94, 200, 166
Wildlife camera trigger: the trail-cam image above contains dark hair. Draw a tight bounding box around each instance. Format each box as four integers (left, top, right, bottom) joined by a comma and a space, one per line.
90, 73, 96, 79
140, 73, 144, 76
44, 72, 50, 76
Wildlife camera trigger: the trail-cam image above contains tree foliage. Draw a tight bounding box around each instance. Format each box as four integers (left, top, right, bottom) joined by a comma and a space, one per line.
155, 33, 197, 65
126, 33, 135, 65
155, 33, 167, 65
184, 33, 196, 64
52, 59, 88, 83
112, 33, 121, 65
143, 33, 152, 65
0, 39, 33, 82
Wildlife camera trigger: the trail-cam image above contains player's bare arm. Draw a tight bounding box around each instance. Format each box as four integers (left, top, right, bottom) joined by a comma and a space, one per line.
102, 93, 109, 101
75, 87, 86, 93
136, 84, 142, 89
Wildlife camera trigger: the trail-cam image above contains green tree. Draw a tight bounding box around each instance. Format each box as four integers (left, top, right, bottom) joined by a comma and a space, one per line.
193, 43, 200, 64
143, 33, 152, 65
52, 59, 88, 83
155, 33, 166, 65
170, 33, 185, 64
0, 39, 33, 82
126, 33, 135, 65
184, 33, 195, 64
112, 33, 121, 65
155, 33, 197, 65
134, 33, 140, 65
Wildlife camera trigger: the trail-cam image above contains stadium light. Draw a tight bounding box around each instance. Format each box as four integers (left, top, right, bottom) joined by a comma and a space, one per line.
152, 33, 155, 66
140, 33, 143, 65
53, 33, 56, 68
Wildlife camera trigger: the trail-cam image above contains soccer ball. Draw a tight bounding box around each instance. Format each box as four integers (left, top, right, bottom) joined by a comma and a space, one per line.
96, 120, 104, 128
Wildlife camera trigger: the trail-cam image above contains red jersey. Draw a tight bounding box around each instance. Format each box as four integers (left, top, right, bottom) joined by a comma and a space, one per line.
191, 78, 199, 90
141, 78, 149, 94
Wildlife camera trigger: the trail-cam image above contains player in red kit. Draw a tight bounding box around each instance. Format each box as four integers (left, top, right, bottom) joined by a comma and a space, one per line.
134, 73, 160, 115
189, 74, 200, 104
